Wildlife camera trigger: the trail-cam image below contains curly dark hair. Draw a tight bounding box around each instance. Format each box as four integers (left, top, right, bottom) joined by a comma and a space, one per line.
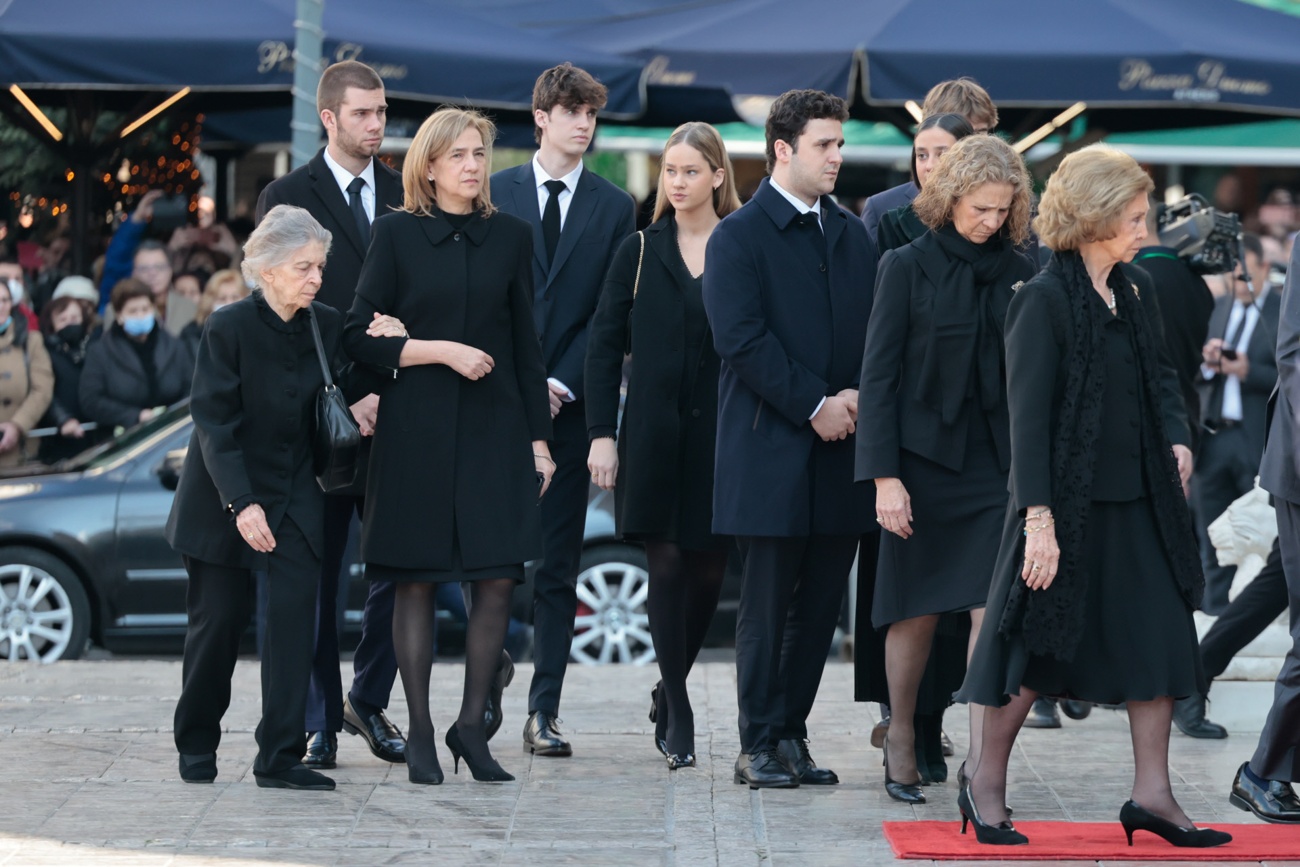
763, 89, 849, 174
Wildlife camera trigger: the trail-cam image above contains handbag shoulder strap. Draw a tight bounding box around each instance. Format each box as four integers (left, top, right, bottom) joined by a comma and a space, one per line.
631, 230, 645, 300
306, 305, 334, 388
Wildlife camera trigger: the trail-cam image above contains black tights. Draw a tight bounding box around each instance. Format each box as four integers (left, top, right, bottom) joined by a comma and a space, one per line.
392, 578, 514, 771
645, 541, 727, 756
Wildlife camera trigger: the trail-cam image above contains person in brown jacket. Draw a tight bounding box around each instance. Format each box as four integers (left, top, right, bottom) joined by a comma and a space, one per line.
0, 281, 53, 467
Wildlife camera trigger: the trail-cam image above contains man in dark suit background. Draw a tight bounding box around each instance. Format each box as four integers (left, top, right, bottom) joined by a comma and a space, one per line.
254, 60, 405, 770
704, 89, 877, 788
860, 78, 998, 249
491, 63, 636, 757
1194, 233, 1280, 614
1232, 240, 1300, 824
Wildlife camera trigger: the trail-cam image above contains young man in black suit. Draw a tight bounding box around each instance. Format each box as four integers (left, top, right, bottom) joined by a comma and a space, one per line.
491, 63, 636, 757
703, 89, 877, 788
254, 60, 406, 770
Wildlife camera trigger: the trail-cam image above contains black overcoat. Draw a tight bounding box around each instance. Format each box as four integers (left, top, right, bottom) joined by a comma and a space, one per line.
344, 209, 552, 571
164, 295, 372, 568
856, 231, 1037, 480
585, 216, 722, 548
79, 325, 193, 429
703, 178, 878, 537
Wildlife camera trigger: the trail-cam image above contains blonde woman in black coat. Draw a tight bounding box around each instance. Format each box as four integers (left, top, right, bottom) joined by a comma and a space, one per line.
586, 122, 742, 769
345, 108, 553, 786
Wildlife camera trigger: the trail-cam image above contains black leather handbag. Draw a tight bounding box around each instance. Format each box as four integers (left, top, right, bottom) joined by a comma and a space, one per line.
307, 306, 361, 492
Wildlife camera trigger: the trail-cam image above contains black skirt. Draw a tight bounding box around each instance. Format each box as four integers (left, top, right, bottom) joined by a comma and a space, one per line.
872, 419, 1008, 628
958, 496, 1206, 706
365, 517, 524, 585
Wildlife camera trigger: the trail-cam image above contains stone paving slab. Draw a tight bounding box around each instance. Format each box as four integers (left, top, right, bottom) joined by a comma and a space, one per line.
0, 659, 1279, 866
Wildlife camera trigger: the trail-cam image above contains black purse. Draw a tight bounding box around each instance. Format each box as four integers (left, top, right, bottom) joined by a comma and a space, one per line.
307, 306, 361, 492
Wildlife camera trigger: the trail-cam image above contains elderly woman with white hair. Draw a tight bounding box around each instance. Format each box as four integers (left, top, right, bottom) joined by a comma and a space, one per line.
165, 205, 404, 791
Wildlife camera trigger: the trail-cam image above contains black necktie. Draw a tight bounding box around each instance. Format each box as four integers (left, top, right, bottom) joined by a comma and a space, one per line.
346, 176, 370, 241
542, 179, 567, 264
1225, 301, 1250, 351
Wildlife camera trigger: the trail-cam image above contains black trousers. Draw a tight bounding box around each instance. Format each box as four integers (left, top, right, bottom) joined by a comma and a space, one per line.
1251, 499, 1300, 781
735, 534, 858, 753
528, 400, 589, 715
305, 493, 398, 731
173, 516, 319, 774
1202, 536, 1289, 681
1193, 424, 1258, 613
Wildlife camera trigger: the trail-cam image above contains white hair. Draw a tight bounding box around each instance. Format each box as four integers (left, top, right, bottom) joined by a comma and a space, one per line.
241, 205, 332, 288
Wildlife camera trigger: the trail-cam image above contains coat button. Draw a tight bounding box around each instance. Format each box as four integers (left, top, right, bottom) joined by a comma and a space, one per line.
819, 263, 827, 272
454, 233, 461, 241
691, 409, 701, 418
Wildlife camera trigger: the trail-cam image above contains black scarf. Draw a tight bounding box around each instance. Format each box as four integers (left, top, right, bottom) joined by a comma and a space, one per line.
914, 224, 1015, 424
998, 250, 1203, 660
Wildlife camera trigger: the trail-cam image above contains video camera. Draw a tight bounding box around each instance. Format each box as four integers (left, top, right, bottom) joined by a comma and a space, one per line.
1157, 193, 1243, 275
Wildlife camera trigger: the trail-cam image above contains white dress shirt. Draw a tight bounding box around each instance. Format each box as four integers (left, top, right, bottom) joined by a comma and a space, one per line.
1201, 289, 1269, 421
532, 153, 584, 231
322, 146, 376, 223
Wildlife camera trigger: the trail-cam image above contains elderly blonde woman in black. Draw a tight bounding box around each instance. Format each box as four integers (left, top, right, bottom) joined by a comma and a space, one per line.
166, 205, 401, 790
956, 145, 1230, 849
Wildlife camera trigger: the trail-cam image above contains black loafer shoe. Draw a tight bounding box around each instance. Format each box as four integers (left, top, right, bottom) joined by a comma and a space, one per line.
1022, 697, 1061, 729
1173, 694, 1227, 739
484, 650, 515, 743
523, 711, 572, 757
1060, 699, 1093, 720
343, 696, 406, 764
1230, 762, 1300, 823
179, 752, 217, 783
734, 749, 799, 789
303, 731, 337, 769
255, 764, 335, 790
777, 738, 838, 785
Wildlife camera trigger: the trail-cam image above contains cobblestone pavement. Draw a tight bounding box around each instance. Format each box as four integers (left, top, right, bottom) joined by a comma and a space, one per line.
0, 659, 1282, 866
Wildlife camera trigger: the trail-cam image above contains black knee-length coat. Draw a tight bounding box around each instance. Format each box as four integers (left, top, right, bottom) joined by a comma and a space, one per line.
585, 215, 723, 550
344, 208, 552, 571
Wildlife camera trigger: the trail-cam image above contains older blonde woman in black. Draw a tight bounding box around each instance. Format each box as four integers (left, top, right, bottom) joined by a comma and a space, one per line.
857, 135, 1036, 805
957, 145, 1230, 849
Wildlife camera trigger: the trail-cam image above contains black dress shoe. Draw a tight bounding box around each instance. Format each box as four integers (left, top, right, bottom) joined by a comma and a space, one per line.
1173, 694, 1227, 739
342, 696, 406, 763
883, 733, 924, 804
303, 731, 337, 769
777, 738, 838, 785
178, 752, 217, 783
522, 711, 572, 757
483, 650, 515, 743
733, 749, 799, 789
254, 765, 335, 790
1230, 761, 1300, 823
1022, 697, 1061, 729
1119, 799, 1231, 847
1060, 699, 1093, 720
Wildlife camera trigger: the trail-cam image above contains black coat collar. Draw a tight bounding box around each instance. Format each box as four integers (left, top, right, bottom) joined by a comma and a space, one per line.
415, 207, 492, 248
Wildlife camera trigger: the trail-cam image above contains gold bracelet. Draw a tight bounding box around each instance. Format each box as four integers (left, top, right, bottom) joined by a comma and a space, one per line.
533, 454, 555, 465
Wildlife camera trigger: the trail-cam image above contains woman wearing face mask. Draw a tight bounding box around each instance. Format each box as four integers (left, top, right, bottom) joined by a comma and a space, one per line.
181, 269, 252, 354
0, 281, 54, 467
38, 294, 107, 463
79, 278, 195, 432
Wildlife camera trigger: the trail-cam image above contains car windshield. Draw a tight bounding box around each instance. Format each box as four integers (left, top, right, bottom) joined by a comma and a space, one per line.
56, 401, 192, 472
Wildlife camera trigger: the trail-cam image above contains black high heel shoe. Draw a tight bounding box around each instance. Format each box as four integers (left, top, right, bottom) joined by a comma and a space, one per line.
957, 762, 1012, 816
958, 783, 1028, 845
1119, 800, 1232, 848
445, 723, 514, 782
405, 736, 444, 785
649, 682, 661, 723
883, 733, 925, 804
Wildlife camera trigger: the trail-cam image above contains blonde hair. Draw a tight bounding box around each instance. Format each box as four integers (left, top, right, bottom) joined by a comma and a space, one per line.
195, 268, 250, 326
402, 107, 497, 218
913, 134, 1032, 246
1034, 144, 1154, 251
651, 122, 742, 223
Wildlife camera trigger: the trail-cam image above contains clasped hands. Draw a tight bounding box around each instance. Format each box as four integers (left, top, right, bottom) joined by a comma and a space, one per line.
811, 388, 858, 442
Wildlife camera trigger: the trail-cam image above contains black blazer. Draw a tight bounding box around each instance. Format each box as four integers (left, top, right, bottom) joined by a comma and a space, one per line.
344, 209, 552, 571
856, 232, 1037, 480
1198, 289, 1280, 460
1004, 263, 1190, 514
703, 178, 878, 537
79, 325, 193, 429
490, 161, 636, 401
861, 181, 918, 249
1259, 244, 1300, 505
164, 295, 369, 568
255, 149, 404, 314
585, 216, 722, 548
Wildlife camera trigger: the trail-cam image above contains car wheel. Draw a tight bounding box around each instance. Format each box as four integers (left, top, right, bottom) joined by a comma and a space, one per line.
570, 544, 655, 666
0, 547, 92, 662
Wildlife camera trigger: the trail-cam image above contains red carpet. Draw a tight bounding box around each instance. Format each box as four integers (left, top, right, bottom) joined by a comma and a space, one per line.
882, 820, 1297, 860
